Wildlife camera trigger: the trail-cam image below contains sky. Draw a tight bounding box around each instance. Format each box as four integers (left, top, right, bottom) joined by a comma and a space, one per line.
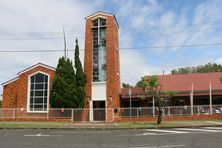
0, 0, 222, 94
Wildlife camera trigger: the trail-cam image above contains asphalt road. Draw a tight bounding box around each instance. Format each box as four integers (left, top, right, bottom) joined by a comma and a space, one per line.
0, 127, 222, 148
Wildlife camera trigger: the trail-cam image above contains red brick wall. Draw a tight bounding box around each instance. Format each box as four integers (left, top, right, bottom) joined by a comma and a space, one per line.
2, 80, 18, 108
2, 65, 55, 109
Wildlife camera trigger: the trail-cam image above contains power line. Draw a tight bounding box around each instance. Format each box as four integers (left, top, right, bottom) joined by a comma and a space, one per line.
0, 42, 222, 53
0, 31, 84, 35
0, 36, 85, 40
0, 21, 221, 39
120, 42, 222, 49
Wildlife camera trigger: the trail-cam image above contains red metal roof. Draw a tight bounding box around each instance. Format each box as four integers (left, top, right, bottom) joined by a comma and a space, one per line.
158, 72, 222, 91
121, 72, 222, 98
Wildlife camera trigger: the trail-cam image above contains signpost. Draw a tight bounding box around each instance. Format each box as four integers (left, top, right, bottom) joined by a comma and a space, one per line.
209, 82, 212, 114
129, 89, 132, 120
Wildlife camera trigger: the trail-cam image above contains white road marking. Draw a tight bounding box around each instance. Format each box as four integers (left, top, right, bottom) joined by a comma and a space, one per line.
204, 127, 222, 130
175, 128, 221, 132
159, 145, 185, 148
24, 133, 49, 137
24, 133, 62, 137
130, 144, 185, 148
145, 129, 188, 134
160, 145, 185, 148
50, 131, 111, 134
135, 132, 157, 136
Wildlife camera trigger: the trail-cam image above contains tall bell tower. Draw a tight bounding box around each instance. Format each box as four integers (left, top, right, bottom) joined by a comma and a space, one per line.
84, 12, 120, 121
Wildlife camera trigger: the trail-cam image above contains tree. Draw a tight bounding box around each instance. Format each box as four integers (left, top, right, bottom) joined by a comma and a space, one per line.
171, 63, 222, 74
0, 100, 2, 108
122, 83, 133, 88
137, 76, 175, 124
138, 76, 162, 124
50, 57, 78, 108
74, 39, 86, 108
220, 77, 222, 84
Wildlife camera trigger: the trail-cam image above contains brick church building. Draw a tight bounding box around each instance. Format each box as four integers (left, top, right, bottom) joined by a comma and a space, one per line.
2, 12, 222, 121
2, 12, 121, 121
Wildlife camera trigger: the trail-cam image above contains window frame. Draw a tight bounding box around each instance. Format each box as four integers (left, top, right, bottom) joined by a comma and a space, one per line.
27, 71, 50, 113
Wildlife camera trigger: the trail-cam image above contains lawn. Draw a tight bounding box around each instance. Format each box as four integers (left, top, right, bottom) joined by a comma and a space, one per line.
116, 120, 222, 128
0, 121, 69, 128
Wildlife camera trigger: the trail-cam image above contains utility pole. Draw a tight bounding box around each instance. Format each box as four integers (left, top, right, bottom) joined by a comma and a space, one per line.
190, 83, 194, 116
63, 27, 67, 60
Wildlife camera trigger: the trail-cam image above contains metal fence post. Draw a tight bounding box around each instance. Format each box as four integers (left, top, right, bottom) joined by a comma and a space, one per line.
137, 108, 139, 118
152, 97, 155, 117
71, 109, 74, 122
47, 109, 49, 119
13, 109, 15, 119
112, 108, 114, 122
168, 107, 170, 116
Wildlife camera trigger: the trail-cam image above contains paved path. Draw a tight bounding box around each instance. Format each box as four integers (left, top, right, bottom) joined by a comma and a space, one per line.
0, 127, 222, 147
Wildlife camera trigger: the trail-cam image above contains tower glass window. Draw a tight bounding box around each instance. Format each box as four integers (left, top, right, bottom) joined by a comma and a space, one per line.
28, 72, 49, 112
92, 18, 106, 82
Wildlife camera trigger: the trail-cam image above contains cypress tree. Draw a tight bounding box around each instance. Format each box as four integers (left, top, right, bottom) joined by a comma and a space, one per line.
50, 57, 78, 108
74, 39, 86, 108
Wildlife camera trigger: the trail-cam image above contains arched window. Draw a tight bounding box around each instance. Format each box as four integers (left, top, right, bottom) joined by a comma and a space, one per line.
28, 72, 49, 112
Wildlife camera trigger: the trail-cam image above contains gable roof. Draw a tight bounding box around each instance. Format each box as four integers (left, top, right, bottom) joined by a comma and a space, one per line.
17, 63, 55, 75
2, 63, 55, 86
85, 11, 119, 29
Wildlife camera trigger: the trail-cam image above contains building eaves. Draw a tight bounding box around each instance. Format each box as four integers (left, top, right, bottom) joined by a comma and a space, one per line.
1, 77, 19, 86
85, 11, 119, 29
17, 63, 55, 75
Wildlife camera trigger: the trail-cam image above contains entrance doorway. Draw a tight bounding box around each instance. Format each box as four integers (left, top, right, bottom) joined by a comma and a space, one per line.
93, 101, 106, 121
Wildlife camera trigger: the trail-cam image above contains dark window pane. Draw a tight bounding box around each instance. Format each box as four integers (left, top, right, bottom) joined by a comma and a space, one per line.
35, 98, 43, 103
44, 98, 47, 103
31, 84, 34, 90
34, 106, 43, 111
92, 19, 98, 27
35, 91, 43, 96
43, 107, 47, 111
44, 75, 48, 82
100, 19, 106, 26
35, 84, 43, 89
35, 73, 44, 83
44, 91, 48, 97
30, 91, 34, 97
45, 84, 48, 89
30, 97, 33, 103
34, 104, 43, 108
29, 106, 33, 111
31, 77, 34, 83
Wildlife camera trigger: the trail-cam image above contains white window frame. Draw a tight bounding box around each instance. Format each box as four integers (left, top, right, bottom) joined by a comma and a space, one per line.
27, 71, 50, 113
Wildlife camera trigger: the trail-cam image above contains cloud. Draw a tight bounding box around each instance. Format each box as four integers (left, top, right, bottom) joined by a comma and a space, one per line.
0, 0, 101, 90
120, 50, 151, 85
216, 58, 222, 64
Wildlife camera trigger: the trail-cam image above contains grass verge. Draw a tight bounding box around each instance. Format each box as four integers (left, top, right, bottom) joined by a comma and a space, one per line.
116, 120, 222, 128
0, 121, 69, 128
